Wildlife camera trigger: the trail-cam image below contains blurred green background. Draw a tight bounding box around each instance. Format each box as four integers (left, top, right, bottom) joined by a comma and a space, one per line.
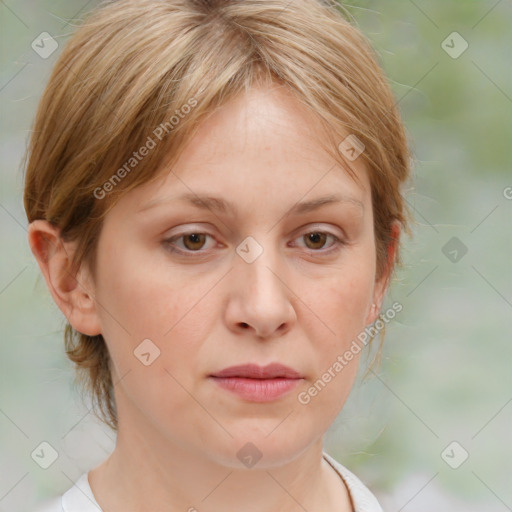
1, 1, 511, 511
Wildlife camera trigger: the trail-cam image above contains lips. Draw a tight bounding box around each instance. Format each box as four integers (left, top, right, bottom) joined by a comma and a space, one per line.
209, 363, 303, 402
210, 363, 302, 379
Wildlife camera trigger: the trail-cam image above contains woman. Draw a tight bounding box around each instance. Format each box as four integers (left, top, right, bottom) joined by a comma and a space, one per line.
25, 0, 410, 510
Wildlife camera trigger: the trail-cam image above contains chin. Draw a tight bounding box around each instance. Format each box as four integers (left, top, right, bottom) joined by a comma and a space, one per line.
201, 423, 320, 470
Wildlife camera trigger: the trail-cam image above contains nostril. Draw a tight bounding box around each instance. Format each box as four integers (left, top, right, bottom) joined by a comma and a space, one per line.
240, 322, 249, 329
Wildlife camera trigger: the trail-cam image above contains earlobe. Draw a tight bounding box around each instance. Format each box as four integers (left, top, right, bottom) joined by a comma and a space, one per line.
366, 302, 379, 325
28, 220, 102, 336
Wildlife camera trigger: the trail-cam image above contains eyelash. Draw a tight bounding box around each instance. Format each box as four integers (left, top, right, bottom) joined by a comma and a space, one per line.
162, 230, 346, 257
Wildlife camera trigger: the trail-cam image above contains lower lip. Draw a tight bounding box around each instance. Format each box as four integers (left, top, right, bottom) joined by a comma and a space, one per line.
210, 377, 302, 402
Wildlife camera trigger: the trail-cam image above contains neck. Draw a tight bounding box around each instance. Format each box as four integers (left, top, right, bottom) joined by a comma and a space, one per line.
88, 409, 352, 511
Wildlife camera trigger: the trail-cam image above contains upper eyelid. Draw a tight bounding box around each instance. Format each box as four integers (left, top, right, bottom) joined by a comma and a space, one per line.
167, 222, 344, 239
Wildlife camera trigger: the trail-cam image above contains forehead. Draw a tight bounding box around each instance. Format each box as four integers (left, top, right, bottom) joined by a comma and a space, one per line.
119, 84, 372, 218
176, 85, 365, 175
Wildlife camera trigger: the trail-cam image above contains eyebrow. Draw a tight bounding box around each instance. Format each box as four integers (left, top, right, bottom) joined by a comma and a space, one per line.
137, 192, 364, 216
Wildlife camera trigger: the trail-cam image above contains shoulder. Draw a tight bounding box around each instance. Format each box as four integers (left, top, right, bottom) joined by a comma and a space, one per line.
31, 472, 101, 512
323, 452, 384, 512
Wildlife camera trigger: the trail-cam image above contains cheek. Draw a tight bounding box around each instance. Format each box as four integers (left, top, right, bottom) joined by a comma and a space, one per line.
93, 243, 217, 429
93, 237, 213, 366
296, 253, 376, 407
303, 258, 376, 345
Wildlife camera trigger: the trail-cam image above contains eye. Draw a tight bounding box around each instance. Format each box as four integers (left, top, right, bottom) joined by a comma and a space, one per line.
292, 230, 345, 254
163, 229, 345, 257
163, 232, 215, 254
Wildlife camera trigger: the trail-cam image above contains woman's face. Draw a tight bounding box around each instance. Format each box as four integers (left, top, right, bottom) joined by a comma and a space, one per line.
89, 84, 388, 467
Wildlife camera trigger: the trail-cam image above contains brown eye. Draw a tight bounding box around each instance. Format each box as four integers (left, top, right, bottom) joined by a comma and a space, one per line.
292, 229, 345, 256
303, 232, 329, 250
163, 232, 215, 255
181, 233, 207, 251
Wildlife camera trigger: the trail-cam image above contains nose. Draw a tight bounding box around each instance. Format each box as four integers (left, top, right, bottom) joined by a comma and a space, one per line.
224, 242, 297, 339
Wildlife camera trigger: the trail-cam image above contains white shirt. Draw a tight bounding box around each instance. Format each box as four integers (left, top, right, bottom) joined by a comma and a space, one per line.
33, 452, 383, 512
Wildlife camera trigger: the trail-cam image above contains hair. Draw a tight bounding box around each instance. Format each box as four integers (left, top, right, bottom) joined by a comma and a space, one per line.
23, 0, 411, 431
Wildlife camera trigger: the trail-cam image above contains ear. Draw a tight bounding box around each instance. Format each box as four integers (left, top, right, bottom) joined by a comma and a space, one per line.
366, 221, 401, 325
27, 220, 102, 336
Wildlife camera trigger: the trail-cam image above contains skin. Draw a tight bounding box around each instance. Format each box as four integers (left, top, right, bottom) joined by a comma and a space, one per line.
29, 83, 397, 512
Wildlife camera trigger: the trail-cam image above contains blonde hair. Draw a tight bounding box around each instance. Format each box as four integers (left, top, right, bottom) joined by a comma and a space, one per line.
24, 0, 411, 431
